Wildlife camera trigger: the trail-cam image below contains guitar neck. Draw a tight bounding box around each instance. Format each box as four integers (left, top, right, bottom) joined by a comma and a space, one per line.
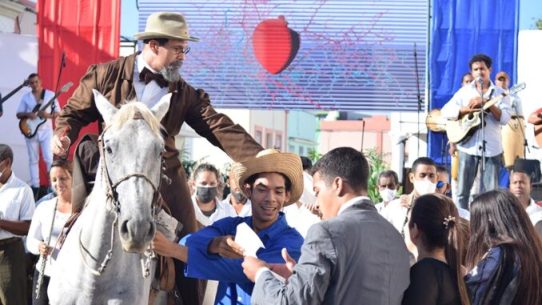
481, 92, 504, 111
0, 82, 28, 104
35, 91, 62, 113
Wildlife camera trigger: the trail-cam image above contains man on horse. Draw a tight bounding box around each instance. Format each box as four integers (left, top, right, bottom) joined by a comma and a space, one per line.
51, 12, 262, 304
152, 149, 305, 304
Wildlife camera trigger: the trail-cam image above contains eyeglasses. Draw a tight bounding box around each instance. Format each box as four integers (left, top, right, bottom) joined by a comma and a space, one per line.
169, 46, 191, 55
497, 76, 507, 82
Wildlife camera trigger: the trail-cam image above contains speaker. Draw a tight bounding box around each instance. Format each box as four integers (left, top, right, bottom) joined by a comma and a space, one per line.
513, 159, 542, 183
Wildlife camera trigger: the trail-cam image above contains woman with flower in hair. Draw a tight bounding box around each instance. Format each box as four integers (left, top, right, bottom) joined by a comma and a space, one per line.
402, 193, 470, 305
465, 190, 542, 305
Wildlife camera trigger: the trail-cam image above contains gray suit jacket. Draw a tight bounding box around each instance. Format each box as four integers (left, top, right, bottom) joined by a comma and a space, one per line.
251, 199, 410, 305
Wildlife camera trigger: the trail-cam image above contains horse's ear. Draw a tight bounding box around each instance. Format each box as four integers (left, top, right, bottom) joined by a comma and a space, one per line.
151, 93, 171, 122
93, 89, 117, 125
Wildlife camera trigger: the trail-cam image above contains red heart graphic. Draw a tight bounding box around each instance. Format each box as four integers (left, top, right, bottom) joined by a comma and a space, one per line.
252, 16, 300, 74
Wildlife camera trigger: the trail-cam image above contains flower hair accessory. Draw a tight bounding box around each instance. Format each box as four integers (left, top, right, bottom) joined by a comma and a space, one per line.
443, 215, 456, 229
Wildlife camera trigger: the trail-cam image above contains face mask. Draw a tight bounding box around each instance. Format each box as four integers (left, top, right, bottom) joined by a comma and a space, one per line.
379, 188, 396, 202
196, 185, 218, 203
232, 191, 247, 204
414, 180, 436, 196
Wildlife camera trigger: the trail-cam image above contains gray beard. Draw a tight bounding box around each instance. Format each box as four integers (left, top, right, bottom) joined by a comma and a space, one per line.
160, 61, 182, 83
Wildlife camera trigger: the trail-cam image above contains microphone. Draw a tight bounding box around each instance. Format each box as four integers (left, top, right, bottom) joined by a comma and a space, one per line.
396, 134, 411, 145
475, 76, 483, 83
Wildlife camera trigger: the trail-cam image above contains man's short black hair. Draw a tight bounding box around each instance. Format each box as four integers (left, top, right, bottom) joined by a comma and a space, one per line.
378, 170, 399, 185
411, 157, 436, 174
300, 156, 312, 171
0, 144, 14, 163
143, 38, 169, 46
311, 147, 369, 192
436, 165, 448, 174
510, 169, 532, 183
469, 53, 492, 70
27, 73, 39, 80
245, 172, 292, 193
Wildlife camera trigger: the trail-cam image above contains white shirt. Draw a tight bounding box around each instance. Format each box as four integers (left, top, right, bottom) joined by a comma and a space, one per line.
133, 54, 168, 108
283, 203, 320, 238
382, 198, 409, 232
441, 81, 511, 157
337, 196, 371, 215
220, 194, 252, 217
528, 199, 542, 226
192, 195, 237, 227
458, 207, 470, 221
0, 173, 35, 239
25, 198, 71, 276
509, 94, 523, 117
375, 200, 397, 222
299, 172, 317, 207
17, 89, 61, 132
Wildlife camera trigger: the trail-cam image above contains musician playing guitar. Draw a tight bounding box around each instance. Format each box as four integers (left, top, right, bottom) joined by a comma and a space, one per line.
16, 73, 61, 196
441, 54, 512, 210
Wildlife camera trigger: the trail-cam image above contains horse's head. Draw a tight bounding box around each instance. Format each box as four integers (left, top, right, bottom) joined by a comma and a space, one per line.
93, 90, 170, 253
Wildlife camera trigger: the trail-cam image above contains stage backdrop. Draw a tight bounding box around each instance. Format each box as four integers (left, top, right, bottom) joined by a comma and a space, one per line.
138, 0, 429, 112
36, 0, 120, 185
428, 0, 520, 164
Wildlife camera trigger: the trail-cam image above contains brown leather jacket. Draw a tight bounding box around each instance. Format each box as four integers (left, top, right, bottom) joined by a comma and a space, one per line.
55, 53, 262, 231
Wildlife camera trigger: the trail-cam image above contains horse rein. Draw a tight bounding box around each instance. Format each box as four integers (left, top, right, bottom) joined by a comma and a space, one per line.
78, 118, 164, 278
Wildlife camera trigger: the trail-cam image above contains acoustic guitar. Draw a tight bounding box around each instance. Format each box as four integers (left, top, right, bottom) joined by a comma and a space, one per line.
446, 82, 526, 144
19, 82, 73, 138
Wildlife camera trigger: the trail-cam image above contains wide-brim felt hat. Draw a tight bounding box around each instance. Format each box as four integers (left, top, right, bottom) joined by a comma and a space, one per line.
134, 12, 199, 42
231, 149, 304, 206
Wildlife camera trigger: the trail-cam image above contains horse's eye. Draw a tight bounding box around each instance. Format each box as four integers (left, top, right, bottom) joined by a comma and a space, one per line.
106, 146, 113, 154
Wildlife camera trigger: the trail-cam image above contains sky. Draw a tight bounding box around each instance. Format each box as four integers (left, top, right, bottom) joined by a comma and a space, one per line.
121, 0, 542, 37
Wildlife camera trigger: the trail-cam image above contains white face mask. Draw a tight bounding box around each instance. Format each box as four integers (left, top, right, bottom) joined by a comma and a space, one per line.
413, 180, 436, 196
379, 188, 396, 202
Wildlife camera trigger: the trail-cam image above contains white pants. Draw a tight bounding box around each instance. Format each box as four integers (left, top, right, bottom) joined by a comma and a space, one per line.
24, 128, 53, 187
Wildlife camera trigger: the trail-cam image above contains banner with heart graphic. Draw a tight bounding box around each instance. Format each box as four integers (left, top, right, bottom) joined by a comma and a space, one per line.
252, 16, 300, 74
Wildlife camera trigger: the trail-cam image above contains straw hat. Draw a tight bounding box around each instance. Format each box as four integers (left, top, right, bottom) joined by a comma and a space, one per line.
231, 149, 304, 206
134, 12, 199, 42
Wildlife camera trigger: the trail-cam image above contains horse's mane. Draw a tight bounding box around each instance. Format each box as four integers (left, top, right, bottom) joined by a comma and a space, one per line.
109, 101, 163, 140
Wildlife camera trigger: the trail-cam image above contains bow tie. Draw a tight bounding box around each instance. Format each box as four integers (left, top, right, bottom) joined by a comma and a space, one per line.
139, 67, 168, 88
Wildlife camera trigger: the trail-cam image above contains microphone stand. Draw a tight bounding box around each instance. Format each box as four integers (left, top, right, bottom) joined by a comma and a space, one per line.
360, 119, 366, 151
478, 78, 487, 194
414, 43, 422, 157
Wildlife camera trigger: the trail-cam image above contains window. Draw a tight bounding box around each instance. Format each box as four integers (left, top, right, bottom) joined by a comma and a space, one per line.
254, 130, 262, 145
266, 132, 273, 148
274, 134, 282, 150
299, 146, 305, 156
288, 145, 295, 152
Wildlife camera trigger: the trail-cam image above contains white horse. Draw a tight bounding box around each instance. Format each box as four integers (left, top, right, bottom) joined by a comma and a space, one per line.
48, 90, 171, 305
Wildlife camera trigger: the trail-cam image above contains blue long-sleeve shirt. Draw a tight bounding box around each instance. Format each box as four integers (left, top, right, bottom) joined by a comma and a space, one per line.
181, 213, 304, 305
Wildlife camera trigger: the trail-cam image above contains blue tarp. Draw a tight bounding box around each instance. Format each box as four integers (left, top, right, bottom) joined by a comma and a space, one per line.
428, 0, 520, 168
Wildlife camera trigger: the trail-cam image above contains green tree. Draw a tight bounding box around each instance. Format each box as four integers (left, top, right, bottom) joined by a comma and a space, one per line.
365, 149, 389, 203
307, 148, 322, 163
536, 18, 542, 30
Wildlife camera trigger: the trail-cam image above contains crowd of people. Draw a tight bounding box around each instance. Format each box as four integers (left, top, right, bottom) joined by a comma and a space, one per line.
0, 10, 541, 305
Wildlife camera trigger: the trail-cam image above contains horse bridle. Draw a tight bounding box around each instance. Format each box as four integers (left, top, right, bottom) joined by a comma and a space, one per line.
79, 119, 164, 277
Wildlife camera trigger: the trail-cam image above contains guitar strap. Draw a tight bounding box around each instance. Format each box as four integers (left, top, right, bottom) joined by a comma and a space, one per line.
39, 89, 45, 104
